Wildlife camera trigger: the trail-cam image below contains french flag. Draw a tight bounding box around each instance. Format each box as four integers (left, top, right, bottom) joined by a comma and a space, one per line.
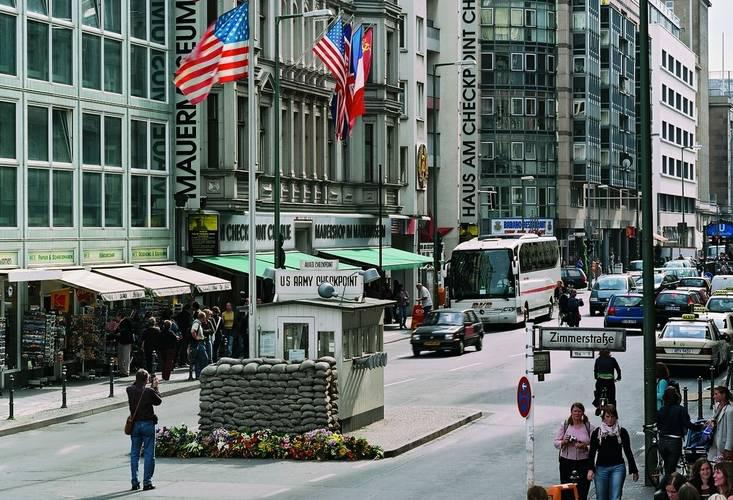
348, 25, 373, 129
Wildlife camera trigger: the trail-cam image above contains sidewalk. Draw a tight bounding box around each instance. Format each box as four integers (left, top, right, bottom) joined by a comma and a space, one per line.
0, 367, 199, 437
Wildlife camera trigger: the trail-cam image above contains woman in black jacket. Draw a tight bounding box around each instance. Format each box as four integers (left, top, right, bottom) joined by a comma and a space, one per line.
140, 318, 161, 377
587, 405, 639, 500
657, 386, 694, 485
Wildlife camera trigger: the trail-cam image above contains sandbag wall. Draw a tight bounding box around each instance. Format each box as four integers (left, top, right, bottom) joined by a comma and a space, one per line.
198, 357, 340, 434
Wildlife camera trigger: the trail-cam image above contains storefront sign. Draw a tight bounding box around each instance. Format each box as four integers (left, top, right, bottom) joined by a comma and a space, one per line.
490, 219, 555, 236
83, 248, 124, 264
188, 213, 219, 256
0, 251, 18, 266
311, 215, 391, 248
50, 289, 71, 313
460, 0, 479, 227
27, 250, 75, 267
219, 214, 296, 253
131, 247, 169, 262
275, 269, 363, 301
300, 260, 338, 271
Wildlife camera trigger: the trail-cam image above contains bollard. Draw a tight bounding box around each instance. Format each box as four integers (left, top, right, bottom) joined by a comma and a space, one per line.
61, 368, 67, 409
7, 375, 14, 420
683, 386, 688, 411
711, 365, 716, 410
108, 361, 114, 398
698, 376, 704, 420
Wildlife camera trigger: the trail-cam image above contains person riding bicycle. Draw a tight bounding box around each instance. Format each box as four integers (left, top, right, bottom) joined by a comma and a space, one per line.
593, 350, 621, 416
566, 289, 583, 328
656, 386, 694, 487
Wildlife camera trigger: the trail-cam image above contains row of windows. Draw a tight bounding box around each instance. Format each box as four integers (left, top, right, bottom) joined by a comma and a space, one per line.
0, 166, 166, 228
658, 193, 694, 214
661, 120, 694, 148
481, 7, 556, 30
661, 155, 695, 181
483, 97, 556, 117
518, 241, 559, 274
0, 101, 166, 170
661, 49, 694, 88
484, 52, 546, 72
481, 141, 557, 162
661, 84, 694, 119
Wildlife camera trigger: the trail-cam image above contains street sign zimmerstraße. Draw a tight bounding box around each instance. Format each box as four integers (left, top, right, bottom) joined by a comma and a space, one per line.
539, 327, 626, 352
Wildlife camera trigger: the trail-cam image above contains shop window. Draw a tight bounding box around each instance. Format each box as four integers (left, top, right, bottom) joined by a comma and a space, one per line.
0, 101, 15, 159
0, 167, 17, 227
318, 331, 335, 358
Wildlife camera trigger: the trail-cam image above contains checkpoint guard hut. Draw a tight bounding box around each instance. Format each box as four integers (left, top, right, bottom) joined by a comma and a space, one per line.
254, 263, 392, 432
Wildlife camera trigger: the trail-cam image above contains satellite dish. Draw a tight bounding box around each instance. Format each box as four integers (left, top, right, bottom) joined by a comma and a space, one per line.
318, 282, 337, 299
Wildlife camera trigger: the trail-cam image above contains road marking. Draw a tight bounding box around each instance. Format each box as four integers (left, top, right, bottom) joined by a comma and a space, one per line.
384, 378, 416, 387
308, 473, 336, 483
263, 488, 290, 497
448, 362, 482, 372
57, 444, 82, 455
509, 353, 525, 358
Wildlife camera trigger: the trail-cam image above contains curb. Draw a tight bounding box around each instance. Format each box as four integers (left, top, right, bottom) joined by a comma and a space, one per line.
0, 383, 200, 438
385, 335, 411, 344
382, 410, 483, 458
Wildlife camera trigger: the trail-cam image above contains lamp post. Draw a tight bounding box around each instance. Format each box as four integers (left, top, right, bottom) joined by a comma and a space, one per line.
431, 60, 475, 305
520, 176, 535, 233
273, 8, 332, 268
678, 143, 703, 256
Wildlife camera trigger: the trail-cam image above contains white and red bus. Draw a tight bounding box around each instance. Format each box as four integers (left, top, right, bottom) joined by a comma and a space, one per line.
447, 234, 560, 325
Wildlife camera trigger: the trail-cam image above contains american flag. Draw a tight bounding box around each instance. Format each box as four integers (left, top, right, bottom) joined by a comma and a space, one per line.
314, 17, 351, 140
174, 1, 249, 105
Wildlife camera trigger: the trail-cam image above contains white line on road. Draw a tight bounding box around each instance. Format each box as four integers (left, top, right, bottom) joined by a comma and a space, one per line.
262, 488, 290, 497
448, 362, 483, 372
308, 473, 336, 483
384, 378, 416, 387
509, 353, 525, 358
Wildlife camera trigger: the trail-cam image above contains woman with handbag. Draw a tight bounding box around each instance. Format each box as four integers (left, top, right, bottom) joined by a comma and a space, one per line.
553, 402, 594, 500
708, 386, 733, 463
587, 405, 639, 500
126, 369, 162, 491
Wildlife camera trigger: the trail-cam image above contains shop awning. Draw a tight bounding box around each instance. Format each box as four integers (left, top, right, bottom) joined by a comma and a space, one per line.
92, 267, 191, 297
198, 252, 358, 277
0, 268, 63, 282
140, 264, 232, 293
316, 247, 432, 271
60, 270, 146, 302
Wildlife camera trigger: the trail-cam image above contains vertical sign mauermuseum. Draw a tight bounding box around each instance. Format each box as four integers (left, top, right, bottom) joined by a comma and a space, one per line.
460, 0, 479, 239
174, 0, 201, 208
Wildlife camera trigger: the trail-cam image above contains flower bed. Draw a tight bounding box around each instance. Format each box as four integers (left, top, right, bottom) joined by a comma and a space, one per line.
156, 425, 383, 461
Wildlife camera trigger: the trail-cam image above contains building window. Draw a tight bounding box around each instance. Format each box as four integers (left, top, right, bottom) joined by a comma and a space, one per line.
511, 186, 522, 204
511, 98, 523, 116
28, 168, 49, 227
525, 9, 536, 27
0, 101, 15, 159
27, 168, 73, 228
128, 0, 166, 101
0, 13, 16, 76
525, 98, 536, 116
82, 34, 101, 89
416, 16, 424, 53
662, 155, 667, 174
105, 173, 122, 226
83, 113, 101, 165
28, 106, 72, 164
525, 142, 536, 160
0, 167, 16, 227
398, 14, 405, 49
482, 52, 494, 70
130, 119, 167, 171
82, 172, 102, 227
482, 96, 494, 115
130, 175, 147, 227
27, 19, 73, 85
481, 141, 494, 159
525, 53, 536, 72
511, 53, 523, 71
416, 82, 424, 120
398, 80, 407, 115
662, 49, 667, 69
364, 123, 374, 182
525, 186, 537, 204
510, 8, 523, 26
511, 142, 523, 160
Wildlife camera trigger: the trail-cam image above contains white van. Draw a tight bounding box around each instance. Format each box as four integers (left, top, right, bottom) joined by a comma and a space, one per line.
711, 275, 733, 294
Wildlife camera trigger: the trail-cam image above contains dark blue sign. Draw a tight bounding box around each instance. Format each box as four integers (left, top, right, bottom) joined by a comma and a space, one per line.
707, 223, 733, 237
517, 376, 532, 418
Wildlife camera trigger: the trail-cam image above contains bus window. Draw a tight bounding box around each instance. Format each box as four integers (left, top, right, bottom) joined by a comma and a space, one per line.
450, 249, 516, 300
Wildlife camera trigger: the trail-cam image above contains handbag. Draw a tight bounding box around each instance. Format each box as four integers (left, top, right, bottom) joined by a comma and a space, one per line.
124, 388, 145, 435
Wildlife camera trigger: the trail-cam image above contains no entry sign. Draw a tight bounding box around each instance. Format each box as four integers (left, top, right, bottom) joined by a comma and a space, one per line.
517, 376, 532, 418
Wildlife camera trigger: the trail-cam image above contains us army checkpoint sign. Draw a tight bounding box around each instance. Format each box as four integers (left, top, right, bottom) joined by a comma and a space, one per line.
539, 327, 626, 352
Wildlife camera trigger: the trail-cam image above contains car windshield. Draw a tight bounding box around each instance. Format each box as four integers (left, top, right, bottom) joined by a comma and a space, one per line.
656, 293, 689, 305
636, 275, 665, 287
612, 296, 642, 307
707, 298, 733, 312
422, 312, 463, 326
628, 261, 643, 272
594, 278, 627, 290
662, 325, 710, 340
674, 269, 699, 278
680, 278, 706, 288
665, 261, 688, 268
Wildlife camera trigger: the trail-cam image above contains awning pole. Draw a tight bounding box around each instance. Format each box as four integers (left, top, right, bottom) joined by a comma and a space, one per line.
247, 3, 258, 345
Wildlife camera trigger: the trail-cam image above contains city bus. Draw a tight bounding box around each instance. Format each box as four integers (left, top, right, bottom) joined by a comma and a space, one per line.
447, 234, 560, 325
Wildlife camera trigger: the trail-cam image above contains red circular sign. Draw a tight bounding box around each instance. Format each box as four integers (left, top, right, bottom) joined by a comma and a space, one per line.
517, 376, 532, 418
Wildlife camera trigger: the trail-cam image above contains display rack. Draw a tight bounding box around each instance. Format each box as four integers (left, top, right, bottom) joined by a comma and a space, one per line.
0, 316, 6, 367
21, 310, 57, 369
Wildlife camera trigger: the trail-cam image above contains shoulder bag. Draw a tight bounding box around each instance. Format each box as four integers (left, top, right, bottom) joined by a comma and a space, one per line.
124, 388, 145, 435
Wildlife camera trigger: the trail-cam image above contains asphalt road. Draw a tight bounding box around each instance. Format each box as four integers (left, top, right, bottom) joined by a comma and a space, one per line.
0, 292, 678, 499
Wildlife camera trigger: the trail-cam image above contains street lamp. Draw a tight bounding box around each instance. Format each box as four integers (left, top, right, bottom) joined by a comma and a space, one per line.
678, 143, 703, 256
431, 60, 476, 306
520, 175, 535, 233
273, 8, 333, 268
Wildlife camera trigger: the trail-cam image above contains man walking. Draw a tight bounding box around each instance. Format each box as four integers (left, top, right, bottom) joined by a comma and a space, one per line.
416, 283, 433, 315
127, 369, 162, 491
116, 312, 134, 376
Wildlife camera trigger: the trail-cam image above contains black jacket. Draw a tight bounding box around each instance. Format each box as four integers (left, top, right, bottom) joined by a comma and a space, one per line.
118, 317, 135, 345
657, 403, 693, 437
127, 383, 162, 423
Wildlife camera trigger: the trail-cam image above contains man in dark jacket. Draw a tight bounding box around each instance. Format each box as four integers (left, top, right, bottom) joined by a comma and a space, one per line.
174, 304, 193, 367
127, 369, 162, 491
117, 312, 135, 376
140, 318, 161, 377
236, 297, 250, 358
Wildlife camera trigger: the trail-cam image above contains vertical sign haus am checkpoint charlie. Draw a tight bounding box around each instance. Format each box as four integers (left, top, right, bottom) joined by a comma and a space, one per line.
460, 0, 479, 231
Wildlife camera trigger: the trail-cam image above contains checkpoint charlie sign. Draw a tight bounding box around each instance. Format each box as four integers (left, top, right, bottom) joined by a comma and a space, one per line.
275, 269, 363, 301
539, 327, 626, 352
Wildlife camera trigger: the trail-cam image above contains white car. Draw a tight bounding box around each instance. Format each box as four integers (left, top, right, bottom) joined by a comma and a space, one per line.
705, 295, 733, 339
656, 316, 730, 369
711, 275, 733, 294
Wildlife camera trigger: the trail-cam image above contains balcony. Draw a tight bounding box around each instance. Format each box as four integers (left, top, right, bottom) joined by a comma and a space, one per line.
427, 25, 440, 53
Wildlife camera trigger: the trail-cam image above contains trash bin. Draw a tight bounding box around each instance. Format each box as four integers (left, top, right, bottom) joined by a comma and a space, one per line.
546, 483, 579, 500
411, 304, 424, 330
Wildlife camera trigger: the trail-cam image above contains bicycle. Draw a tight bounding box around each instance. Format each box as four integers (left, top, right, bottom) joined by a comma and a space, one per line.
642, 423, 691, 488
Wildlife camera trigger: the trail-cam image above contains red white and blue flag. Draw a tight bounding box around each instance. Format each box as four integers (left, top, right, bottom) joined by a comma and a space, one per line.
174, 1, 249, 105
314, 17, 352, 140
348, 25, 373, 129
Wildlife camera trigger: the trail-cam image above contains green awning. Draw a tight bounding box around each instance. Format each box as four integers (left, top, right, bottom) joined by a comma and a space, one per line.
317, 247, 432, 271
256, 251, 358, 270
197, 252, 358, 277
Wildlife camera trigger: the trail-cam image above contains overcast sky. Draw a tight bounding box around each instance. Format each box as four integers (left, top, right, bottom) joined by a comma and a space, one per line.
709, 2, 732, 73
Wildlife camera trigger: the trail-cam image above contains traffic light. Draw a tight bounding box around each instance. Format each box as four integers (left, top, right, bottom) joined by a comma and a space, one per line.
276, 235, 286, 269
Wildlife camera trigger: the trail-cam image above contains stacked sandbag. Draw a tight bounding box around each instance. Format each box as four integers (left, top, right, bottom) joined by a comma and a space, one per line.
198, 356, 340, 434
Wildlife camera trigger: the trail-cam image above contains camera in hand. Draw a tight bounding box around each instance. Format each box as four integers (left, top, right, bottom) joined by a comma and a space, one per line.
567, 435, 577, 443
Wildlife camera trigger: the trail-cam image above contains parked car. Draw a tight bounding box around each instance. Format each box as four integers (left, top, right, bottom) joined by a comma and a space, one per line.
711, 275, 733, 294
655, 315, 730, 370
654, 290, 703, 327
603, 293, 643, 330
627, 260, 643, 278
589, 275, 637, 316
411, 309, 484, 356
704, 293, 733, 338
676, 277, 711, 302
667, 268, 700, 279
664, 259, 695, 269
561, 267, 588, 289
635, 272, 679, 295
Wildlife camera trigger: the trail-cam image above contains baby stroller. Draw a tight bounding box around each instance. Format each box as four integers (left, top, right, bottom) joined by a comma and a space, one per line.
683, 419, 710, 473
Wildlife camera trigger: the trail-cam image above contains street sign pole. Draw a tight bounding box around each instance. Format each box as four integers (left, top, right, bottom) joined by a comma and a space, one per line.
525, 321, 534, 488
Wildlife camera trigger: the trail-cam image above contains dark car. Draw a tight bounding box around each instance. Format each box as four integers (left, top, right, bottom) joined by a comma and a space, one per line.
654, 290, 703, 328
677, 277, 711, 302
589, 275, 637, 316
561, 267, 588, 289
604, 293, 643, 330
411, 309, 484, 356
635, 272, 679, 295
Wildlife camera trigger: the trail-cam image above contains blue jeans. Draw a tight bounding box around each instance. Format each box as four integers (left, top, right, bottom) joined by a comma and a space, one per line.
594, 463, 626, 500
194, 342, 209, 378
398, 305, 408, 327
203, 337, 212, 363
130, 420, 156, 487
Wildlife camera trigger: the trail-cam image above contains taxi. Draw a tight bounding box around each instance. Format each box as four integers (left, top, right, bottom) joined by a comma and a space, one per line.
655, 314, 730, 370
704, 291, 733, 338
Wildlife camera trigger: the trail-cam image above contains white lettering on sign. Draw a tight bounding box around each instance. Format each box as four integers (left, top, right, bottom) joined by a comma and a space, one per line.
539, 328, 626, 352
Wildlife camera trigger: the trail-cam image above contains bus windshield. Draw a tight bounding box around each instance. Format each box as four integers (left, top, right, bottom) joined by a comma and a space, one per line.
450, 249, 516, 300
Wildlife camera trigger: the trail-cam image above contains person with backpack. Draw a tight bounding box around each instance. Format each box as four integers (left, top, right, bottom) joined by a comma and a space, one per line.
566, 289, 583, 327
593, 350, 621, 416
657, 386, 694, 486
554, 402, 595, 500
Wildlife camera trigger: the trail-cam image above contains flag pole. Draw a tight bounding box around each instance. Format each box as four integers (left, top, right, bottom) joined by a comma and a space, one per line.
247, 0, 258, 352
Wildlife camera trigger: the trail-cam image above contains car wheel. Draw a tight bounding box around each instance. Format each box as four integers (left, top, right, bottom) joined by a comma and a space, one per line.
455, 340, 465, 356
475, 336, 483, 351
412, 347, 420, 357
589, 309, 595, 317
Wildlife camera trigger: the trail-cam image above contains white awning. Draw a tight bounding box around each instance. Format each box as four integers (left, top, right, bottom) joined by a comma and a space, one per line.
60, 270, 146, 302
0, 269, 63, 282
140, 264, 231, 293
92, 267, 191, 297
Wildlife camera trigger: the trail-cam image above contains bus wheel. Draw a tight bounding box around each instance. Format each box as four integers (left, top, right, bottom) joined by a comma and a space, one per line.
541, 301, 554, 322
